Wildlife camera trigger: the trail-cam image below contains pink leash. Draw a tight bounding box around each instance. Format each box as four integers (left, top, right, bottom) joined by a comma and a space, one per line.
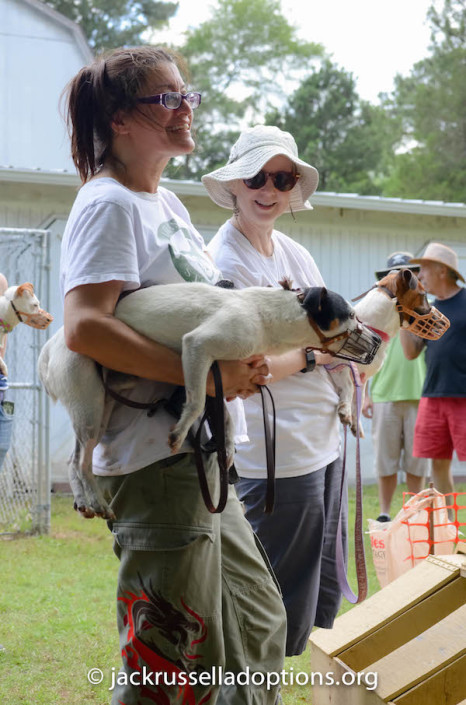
330, 362, 368, 604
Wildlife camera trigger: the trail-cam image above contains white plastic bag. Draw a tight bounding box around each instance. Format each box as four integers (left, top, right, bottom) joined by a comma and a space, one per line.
368, 488, 457, 588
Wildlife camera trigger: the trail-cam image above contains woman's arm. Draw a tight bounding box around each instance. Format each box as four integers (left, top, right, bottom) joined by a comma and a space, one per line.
257, 349, 332, 384
399, 329, 426, 360
64, 281, 266, 399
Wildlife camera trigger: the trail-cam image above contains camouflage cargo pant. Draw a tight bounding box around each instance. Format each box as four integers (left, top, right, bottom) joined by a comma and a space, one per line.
97, 452, 287, 705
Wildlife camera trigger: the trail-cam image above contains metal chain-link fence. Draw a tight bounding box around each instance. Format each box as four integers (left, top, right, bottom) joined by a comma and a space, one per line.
0, 228, 51, 535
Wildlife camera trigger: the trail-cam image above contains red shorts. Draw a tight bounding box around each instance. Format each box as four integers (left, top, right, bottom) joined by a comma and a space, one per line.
413, 397, 466, 461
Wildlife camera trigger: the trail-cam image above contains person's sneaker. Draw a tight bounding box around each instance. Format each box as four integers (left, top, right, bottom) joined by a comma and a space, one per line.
376, 513, 391, 522
0, 375, 8, 391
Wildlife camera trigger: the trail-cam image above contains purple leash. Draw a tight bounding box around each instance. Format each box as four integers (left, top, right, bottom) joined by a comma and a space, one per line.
332, 362, 368, 604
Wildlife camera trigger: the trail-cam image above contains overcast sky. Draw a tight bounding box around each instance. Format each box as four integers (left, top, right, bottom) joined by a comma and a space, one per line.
163, 0, 434, 103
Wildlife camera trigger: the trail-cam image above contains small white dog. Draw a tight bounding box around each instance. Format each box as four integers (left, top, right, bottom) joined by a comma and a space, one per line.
39, 280, 381, 520
0, 283, 53, 376
327, 268, 449, 436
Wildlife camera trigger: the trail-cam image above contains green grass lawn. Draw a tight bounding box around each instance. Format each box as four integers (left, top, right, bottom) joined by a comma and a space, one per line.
0, 484, 464, 705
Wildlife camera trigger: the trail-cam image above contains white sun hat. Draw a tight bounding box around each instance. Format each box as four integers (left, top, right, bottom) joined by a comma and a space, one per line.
201, 125, 319, 212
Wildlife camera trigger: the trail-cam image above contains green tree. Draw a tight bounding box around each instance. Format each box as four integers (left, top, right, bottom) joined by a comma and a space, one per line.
384, 0, 466, 201
43, 0, 178, 52
266, 60, 401, 194
166, 0, 323, 179
428, 0, 466, 48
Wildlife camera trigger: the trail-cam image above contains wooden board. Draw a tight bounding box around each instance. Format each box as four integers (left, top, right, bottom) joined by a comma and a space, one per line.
340, 578, 466, 672
310, 555, 464, 658
392, 652, 466, 705
369, 604, 466, 702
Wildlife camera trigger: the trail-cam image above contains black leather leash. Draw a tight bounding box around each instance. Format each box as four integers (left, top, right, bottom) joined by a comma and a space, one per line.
191, 361, 230, 513
97, 363, 277, 515
191, 367, 277, 514
259, 385, 276, 514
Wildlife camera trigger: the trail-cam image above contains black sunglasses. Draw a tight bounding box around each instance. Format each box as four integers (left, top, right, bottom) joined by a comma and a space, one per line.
243, 170, 300, 192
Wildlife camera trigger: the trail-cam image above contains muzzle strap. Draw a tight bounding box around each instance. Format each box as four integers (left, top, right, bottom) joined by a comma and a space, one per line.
9, 302, 53, 329
307, 317, 382, 365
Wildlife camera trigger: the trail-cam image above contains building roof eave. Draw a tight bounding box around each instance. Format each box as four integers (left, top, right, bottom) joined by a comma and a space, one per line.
1, 168, 466, 219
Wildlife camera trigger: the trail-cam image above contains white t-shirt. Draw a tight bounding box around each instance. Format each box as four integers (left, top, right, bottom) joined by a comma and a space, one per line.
60, 178, 246, 476
208, 221, 340, 479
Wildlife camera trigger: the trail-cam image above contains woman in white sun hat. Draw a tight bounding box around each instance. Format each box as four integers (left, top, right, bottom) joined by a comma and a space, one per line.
203, 125, 346, 657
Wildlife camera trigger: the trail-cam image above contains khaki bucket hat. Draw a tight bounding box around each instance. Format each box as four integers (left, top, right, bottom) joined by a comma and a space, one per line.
410, 242, 465, 283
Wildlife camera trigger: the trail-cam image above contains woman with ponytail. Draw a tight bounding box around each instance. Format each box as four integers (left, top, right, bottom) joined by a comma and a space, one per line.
60, 47, 286, 705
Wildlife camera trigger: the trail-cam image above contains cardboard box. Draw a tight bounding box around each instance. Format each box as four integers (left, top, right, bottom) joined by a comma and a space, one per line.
309, 554, 466, 704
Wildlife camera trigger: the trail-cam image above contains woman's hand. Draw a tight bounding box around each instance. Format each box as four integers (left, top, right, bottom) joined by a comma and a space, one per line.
207, 355, 271, 400
362, 394, 373, 419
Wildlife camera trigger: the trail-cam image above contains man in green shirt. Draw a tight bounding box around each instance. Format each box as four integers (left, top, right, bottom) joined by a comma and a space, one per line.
362, 253, 429, 521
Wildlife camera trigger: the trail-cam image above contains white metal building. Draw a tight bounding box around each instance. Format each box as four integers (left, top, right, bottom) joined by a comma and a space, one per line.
0, 0, 93, 171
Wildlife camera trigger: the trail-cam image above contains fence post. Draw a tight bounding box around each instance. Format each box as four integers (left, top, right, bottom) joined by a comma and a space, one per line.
34, 229, 52, 534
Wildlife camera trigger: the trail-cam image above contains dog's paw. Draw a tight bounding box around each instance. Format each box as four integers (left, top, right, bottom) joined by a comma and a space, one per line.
168, 429, 183, 454
350, 420, 365, 439
337, 402, 352, 428
74, 500, 116, 521
74, 501, 97, 519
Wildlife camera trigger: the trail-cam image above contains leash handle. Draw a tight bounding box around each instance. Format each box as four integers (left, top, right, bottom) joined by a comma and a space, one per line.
335, 363, 368, 604
98, 360, 277, 516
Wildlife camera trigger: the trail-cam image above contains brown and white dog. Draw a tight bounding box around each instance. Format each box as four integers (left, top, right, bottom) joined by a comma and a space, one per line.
327, 268, 450, 436
38, 281, 381, 520
0, 283, 53, 376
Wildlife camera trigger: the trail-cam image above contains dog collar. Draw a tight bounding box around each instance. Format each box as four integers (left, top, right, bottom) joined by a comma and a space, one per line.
10, 300, 25, 323
0, 319, 13, 333
367, 326, 390, 343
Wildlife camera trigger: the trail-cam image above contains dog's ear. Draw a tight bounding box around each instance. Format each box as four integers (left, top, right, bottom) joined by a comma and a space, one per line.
402, 268, 418, 290
378, 271, 397, 296
396, 268, 416, 296
16, 282, 35, 297
317, 287, 328, 313
303, 286, 327, 314
279, 277, 294, 291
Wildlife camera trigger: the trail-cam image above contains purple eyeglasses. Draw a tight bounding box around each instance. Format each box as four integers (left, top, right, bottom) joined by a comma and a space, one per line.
136, 92, 201, 110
